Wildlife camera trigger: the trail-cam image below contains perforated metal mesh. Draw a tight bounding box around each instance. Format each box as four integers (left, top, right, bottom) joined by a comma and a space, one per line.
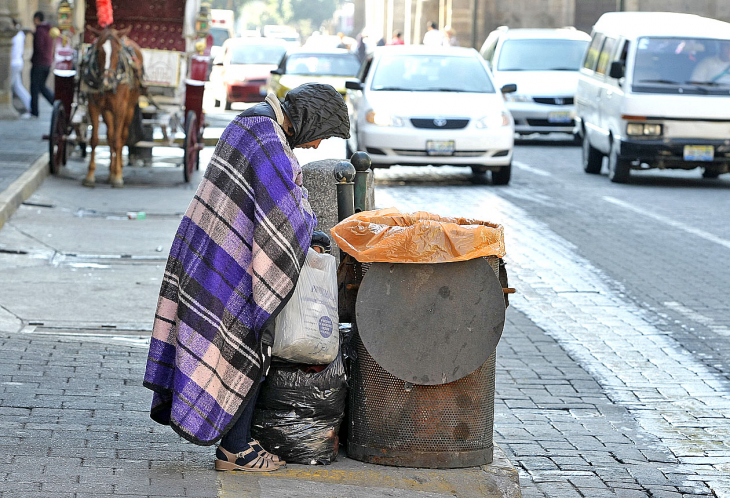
349, 337, 496, 453
348, 256, 499, 461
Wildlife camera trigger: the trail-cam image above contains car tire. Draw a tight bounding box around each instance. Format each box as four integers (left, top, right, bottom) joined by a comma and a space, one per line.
608, 143, 631, 183
582, 134, 603, 174
471, 166, 488, 175
224, 98, 232, 111
214, 99, 221, 108
572, 132, 583, 146
702, 167, 721, 179
492, 164, 511, 185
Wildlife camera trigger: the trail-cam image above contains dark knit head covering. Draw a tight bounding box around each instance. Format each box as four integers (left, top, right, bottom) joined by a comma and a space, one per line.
280, 83, 351, 147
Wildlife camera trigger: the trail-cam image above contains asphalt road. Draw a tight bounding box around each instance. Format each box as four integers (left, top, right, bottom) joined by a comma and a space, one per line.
1, 100, 728, 497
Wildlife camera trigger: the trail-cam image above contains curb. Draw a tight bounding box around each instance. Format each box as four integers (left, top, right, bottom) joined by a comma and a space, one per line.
0, 153, 49, 232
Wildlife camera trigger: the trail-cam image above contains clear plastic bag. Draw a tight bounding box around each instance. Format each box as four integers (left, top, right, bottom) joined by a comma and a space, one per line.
273, 248, 339, 364
330, 208, 505, 263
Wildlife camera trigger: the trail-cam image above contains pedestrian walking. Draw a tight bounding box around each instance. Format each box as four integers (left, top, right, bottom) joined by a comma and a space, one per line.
355, 33, 367, 63
443, 25, 459, 47
422, 21, 444, 46
143, 83, 350, 472
10, 19, 31, 117
389, 31, 404, 45
29, 11, 55, 118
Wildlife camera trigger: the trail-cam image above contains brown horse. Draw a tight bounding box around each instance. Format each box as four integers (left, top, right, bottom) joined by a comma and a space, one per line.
83, 26, 143, 188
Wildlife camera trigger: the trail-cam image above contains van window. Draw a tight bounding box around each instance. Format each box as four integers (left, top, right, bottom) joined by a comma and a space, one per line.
496, 39, 589, 71
596, 37, 617, 75
583, 33, 604, 71
632, 37, 730, 95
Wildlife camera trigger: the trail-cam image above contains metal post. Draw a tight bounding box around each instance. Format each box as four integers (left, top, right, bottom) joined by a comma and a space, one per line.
334, 160, 356, 222
470, 0, 478, 49
0, 0, 19, 120
351, 152, 372, 213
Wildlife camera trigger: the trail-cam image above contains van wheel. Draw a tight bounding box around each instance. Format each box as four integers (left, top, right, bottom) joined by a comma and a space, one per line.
608, 146, 631, 183
492, 164, 511, 185
582, 134, 603, 174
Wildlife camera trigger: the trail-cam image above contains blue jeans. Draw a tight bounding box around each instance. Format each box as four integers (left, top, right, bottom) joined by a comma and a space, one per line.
220, 383, 261, 453
30, 65, 54, 117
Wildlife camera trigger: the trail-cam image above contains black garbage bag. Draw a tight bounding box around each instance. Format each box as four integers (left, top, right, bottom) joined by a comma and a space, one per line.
251, 351, 347, 465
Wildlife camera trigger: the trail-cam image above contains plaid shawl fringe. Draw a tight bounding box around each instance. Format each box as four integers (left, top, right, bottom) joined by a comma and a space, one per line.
143, 116, 316, 446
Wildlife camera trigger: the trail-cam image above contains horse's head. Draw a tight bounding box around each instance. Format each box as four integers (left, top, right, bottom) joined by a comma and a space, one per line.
87, 25, 133, 89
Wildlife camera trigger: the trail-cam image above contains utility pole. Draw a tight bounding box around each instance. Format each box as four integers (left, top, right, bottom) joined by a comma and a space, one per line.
617, 0, 624, 11
470, 0, 477, 48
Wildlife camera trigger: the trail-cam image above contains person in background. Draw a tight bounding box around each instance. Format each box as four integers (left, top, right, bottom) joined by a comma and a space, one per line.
389, 31, 404, 46
443, 25, 459, 47
336, 32, 348, 49
29, 11, 54, 118
10, 19, 31, 118
690, 40, 730, 85
355, 33, 367, 63
422, 21, 444, 46
376, 37, 385, 47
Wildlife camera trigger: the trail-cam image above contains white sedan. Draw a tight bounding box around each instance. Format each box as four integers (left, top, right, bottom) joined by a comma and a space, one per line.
345, 46, 516, 184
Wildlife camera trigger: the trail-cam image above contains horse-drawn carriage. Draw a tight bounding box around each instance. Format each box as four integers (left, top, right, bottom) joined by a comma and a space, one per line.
48, 0, 211, 186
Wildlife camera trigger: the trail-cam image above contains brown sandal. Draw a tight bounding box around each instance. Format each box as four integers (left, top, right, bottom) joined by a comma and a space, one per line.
249, 439, 286, 466
214, 446, 279, 472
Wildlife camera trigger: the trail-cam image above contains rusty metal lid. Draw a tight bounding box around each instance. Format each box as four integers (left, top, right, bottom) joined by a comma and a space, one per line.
355, 259, 505, 385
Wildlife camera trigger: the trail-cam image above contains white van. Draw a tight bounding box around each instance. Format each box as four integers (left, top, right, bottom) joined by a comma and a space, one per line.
576, 12, 730, 183
481, 27, 591, 138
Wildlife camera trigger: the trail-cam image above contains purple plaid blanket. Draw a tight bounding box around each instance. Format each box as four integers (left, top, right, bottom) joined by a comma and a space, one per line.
143, 116, 316, 445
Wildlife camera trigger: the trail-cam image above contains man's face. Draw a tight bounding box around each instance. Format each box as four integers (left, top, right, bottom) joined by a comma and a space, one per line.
33, 17, 41, 26
720, 43, 730, 62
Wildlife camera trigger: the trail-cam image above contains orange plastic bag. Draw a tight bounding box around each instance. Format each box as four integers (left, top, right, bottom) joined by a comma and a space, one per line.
330, 208, 505, 263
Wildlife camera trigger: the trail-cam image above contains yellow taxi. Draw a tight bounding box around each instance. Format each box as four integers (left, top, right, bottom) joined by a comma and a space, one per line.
268, 48, 362, 98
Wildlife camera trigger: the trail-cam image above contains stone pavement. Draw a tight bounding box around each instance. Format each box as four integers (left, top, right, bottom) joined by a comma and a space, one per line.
0, 146, 521, 496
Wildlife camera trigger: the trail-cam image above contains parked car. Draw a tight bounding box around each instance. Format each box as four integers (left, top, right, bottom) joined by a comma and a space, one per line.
576, 12, 730, 183
209, 38, 288, 110
268, 48, 361, 98
480, 27, 590, 139
345, 46, 516, 184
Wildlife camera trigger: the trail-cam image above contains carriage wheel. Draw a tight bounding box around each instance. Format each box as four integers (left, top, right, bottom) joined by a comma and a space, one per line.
183, 110, 199, 183
49, 101, 67, 175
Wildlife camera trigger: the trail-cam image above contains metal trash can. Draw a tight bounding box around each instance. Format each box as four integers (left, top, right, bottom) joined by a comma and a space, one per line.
347, 256, 505, 468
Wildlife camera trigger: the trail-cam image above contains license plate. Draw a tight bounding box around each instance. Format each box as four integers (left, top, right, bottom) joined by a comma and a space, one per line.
547, 111, 573, 124
683, 145, 714, 162
426, 140, 455, 156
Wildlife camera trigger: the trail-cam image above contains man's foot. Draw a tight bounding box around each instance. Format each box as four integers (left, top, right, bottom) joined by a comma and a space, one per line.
214, 446, 280, 472
249, 439, 286, 466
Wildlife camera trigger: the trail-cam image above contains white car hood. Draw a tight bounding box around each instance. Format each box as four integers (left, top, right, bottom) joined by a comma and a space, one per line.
493, 71, 580, 97
365, 91, 506, 118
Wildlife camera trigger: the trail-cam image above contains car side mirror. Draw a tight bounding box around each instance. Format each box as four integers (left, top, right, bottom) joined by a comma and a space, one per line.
345, 80, 363, 91
500, 84, 517, 94
609, 61, 625, 79
270, 68, 283, 75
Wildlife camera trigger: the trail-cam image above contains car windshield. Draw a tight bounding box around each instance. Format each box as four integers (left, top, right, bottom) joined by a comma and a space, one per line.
285, 54, 360, 76
632, 37, 730, 94
209, 27, 230, 47
497, 39, 589, 71
370, 55, 495, 93
230, 44, 286, 65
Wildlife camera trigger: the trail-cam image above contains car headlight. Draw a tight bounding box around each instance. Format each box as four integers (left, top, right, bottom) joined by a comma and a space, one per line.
627, 123, 662, 136
476, 112, 511, 129
366, 111, 404, 127
503, 94, 532, 103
